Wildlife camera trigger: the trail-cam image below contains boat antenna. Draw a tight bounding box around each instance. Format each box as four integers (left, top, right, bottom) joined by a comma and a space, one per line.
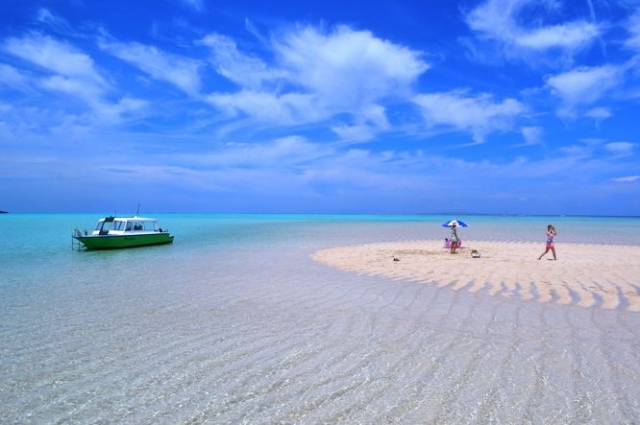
136, 203, 140, 216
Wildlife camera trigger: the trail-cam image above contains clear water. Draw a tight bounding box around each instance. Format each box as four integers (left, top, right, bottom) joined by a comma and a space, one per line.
1, 214, 639, 423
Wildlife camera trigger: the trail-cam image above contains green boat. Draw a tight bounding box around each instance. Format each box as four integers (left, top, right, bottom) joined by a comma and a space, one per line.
73, 216, 174, 250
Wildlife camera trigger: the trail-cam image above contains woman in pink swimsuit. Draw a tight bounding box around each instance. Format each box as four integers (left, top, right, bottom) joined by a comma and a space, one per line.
538, 224, 557, 260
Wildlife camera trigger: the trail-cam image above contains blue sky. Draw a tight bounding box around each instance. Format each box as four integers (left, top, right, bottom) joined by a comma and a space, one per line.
1, 0, 639, 215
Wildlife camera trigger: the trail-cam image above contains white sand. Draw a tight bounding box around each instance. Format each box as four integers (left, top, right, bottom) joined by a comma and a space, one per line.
313, 240, 640, 311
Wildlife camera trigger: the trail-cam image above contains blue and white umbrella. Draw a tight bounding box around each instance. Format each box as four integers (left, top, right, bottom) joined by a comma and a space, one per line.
442, 219, 469, 228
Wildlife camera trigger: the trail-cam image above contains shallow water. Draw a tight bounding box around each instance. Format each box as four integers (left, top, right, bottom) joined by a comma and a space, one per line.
1, 214, 639, 423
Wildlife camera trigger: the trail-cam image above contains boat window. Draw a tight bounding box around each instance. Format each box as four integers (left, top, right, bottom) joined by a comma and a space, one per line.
127, 221, 149, 231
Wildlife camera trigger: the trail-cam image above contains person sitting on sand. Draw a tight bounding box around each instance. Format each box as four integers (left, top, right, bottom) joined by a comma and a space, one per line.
538, 224, 557, 260
449, 221, 459, 254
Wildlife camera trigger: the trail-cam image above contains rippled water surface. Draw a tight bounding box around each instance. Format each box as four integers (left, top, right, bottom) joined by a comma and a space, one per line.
1, 214, 639, 423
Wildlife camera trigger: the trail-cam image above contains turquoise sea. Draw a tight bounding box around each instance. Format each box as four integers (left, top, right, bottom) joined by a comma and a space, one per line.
1, 214, 639, 423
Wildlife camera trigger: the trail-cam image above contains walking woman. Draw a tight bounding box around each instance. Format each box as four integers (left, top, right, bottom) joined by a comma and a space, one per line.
449, 221, 459, 254
538, 224, 557, 260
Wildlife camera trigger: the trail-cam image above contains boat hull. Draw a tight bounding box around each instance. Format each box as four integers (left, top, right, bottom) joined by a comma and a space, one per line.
74, 233, 174, 250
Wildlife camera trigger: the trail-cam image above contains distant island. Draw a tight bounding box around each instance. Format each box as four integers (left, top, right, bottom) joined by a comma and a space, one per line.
0, 211, 7, 214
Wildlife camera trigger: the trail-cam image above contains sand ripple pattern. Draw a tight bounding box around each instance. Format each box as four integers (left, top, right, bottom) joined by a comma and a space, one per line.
3, 233, 640, 423
313, 240, 640, 311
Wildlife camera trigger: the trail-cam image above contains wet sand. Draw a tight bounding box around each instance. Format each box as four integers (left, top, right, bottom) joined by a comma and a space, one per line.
313, 240, 640, 311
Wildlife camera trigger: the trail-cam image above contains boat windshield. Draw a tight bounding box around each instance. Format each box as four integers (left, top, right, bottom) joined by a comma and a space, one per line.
96, 219, 124, 232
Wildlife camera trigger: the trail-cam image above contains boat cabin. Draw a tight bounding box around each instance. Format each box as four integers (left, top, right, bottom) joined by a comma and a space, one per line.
94, 216, 163, 235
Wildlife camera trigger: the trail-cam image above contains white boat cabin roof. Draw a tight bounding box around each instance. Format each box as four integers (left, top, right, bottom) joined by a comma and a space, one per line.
98, 216, 157, 224
94, 216, 161, 234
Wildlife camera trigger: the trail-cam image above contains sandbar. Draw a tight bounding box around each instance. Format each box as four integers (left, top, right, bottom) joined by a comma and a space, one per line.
312, 240, 640, 311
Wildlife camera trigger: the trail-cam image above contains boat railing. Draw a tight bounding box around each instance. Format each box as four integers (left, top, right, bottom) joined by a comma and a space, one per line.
71, 228, 88, 251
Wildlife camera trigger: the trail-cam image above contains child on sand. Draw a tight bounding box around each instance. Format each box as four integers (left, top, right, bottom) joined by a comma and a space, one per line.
538, 224, 557, 260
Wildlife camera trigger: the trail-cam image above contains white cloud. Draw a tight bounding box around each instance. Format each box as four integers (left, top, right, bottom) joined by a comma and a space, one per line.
545, 65, 622, 115
605, 141, 635, 156
273, 25, 428, 108
180, 0, 204, 12
190, 136, 329, 168
520, 126, 543, 146
331, 124, 378, 143
559, 138, 607, 159
100, 40, 202, 96
1, 33, 149, 128
0, 64, 30, 91
206, 89, 320, 125
331, 104, 390, 143
465, 0, 523, 41
585, 107, 612, 121
515, 21, 599, 51
199, 33, 285, 89
3, 33, 108, 90
612, 175, 639, 183
95, 96, 149, 123
157, 130, 638, 209
413, 91, 525, 143
38, 74, 105, 103
624, 10, 640, 52
465, 0, 601, 64
36, 8, 77, 37
202, 25, 428, 141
